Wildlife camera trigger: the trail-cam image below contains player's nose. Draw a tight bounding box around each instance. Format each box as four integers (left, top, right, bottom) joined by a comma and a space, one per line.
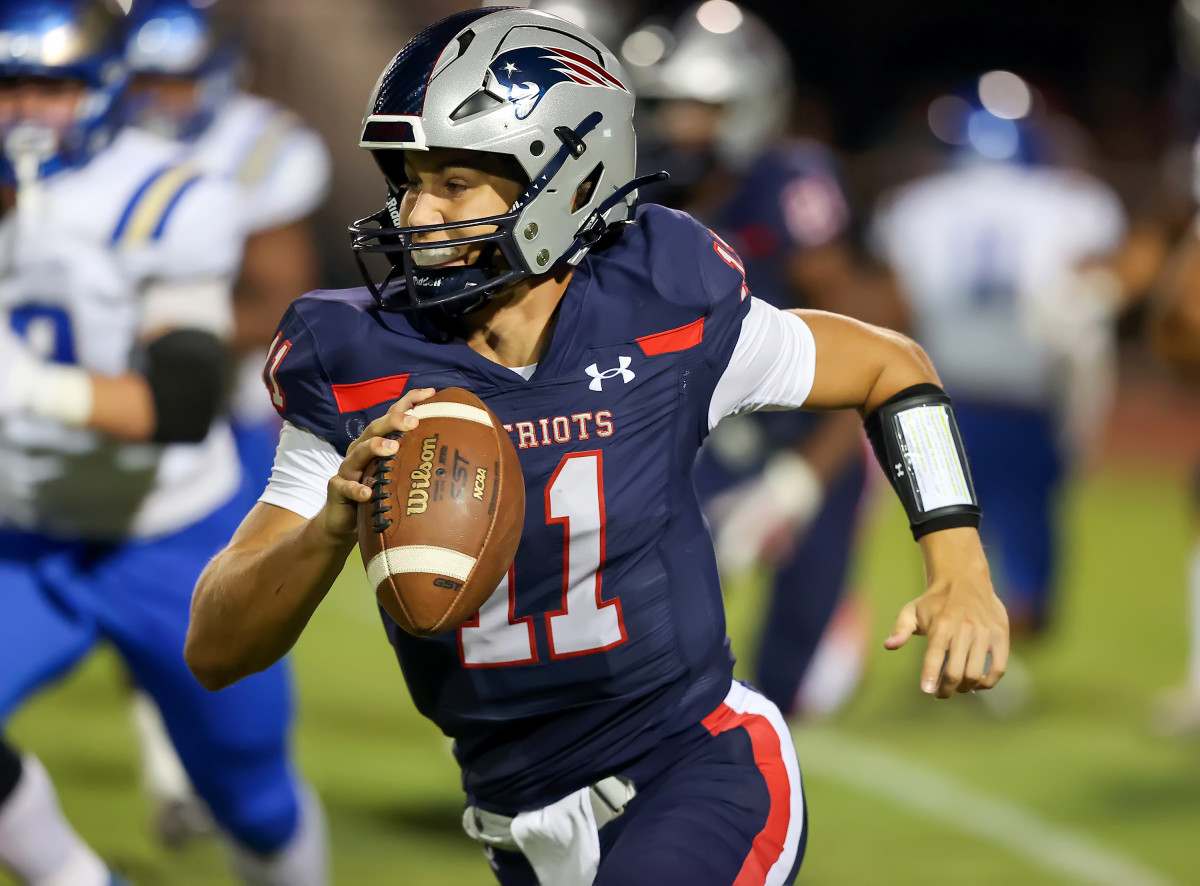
406, 191, 446, 228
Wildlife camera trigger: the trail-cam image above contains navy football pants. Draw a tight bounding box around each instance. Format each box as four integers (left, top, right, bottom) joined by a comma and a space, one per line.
954, 401, 1063, 630
487, 681, 806, 886
755, 455, 866, 713
0, 479, 301, 855
696, 438, 867, 716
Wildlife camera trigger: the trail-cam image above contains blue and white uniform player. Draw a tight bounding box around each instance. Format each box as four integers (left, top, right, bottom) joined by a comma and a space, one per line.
123, 0, 332, 487
0, 2, 327, 884
623, 3, 909, 716
120, 0, 332, 843
187, 9, 1008, 886
872, 71, 1126, 644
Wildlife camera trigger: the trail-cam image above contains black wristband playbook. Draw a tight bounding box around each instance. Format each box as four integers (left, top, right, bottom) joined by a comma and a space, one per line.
862, 383, 982, 540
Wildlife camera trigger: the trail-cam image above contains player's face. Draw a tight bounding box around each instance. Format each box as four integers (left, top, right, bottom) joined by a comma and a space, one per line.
652, 98, 723, 152
398, 148, 524, 269
127, 73, 200, 133
0, 77, 86, 135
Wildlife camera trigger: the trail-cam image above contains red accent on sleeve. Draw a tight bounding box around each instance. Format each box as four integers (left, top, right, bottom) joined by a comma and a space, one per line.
330, 374, 410, 412
635, 317, 706, 356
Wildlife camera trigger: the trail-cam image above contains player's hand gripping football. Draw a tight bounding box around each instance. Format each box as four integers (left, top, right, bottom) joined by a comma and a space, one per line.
324, 387, 437, 541
883, 527, 1009, 699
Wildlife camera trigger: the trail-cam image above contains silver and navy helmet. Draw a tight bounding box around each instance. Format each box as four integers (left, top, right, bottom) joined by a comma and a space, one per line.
122, 0, 239, 141
0, 0, 128, 183
621, 0, 792, 167
350, 6, 656, 316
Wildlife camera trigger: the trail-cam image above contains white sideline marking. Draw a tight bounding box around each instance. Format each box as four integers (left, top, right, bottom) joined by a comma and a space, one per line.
794, 726, 1175, 886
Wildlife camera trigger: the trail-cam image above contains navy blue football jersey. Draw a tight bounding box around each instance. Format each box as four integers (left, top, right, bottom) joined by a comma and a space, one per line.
267, 204, 752, 811
694, 142, 851, 495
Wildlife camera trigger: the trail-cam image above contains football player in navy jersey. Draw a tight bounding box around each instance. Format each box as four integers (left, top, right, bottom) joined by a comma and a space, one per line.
621, 2, 909, 718
186, 8, 1008, 885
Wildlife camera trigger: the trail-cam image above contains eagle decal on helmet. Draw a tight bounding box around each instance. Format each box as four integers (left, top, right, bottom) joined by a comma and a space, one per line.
489, 47, 628, 120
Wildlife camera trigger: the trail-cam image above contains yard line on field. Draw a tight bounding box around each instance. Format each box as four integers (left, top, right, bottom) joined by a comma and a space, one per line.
795, 726, 1174, 886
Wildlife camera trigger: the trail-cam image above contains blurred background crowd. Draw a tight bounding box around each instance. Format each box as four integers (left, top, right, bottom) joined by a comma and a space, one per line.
4, 0, 1200, 883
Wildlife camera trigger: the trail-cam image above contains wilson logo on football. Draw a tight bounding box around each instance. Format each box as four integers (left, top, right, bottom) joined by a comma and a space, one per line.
406, 435, 439, 516
585, 357, 635, 392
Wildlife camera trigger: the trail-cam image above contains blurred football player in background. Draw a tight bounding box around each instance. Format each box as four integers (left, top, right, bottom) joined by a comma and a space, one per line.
120, 0, 331, 847
872, 72, 1128, 657
186, 8, 1007, 885
620, 0, 909, 718
124, 0, 331, 493
0, 1, 327, 884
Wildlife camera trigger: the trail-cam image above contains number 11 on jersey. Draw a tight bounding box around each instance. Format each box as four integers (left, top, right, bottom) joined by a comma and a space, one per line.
458, 450, 627, 667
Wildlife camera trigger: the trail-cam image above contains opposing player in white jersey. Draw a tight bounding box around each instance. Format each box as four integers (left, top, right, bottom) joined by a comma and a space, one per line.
873, 72, 1127, 647
123, 0, 331, 486
0, 2, 327, 884
119, 0, 332, 845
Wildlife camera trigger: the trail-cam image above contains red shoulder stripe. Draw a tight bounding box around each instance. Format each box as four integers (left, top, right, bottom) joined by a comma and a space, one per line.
331, 374, 410, 412
635, 317, 705, 356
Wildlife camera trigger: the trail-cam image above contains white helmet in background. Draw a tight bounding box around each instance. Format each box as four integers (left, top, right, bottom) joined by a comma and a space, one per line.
517, 0, 635, 56
621, 0, 793, 166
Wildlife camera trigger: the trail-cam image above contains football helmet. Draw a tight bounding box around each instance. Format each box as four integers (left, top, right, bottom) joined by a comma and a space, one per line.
350, 7, 655, 316
621, 0, 792, 167
927, 71, 1046, 165
0, 0, 128, 183
122, 0, 238, 141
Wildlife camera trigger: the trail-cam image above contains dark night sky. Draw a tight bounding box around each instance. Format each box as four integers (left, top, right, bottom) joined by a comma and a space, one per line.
672, 0, 1180, 150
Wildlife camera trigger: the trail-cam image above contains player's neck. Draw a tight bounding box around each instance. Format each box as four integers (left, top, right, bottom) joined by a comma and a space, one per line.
461, 267, 572, 368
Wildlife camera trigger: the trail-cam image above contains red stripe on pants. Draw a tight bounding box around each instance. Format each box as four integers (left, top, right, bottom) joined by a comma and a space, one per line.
701, 702, 791, 886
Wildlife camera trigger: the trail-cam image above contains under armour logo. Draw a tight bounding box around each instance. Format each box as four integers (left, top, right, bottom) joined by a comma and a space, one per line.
585, 356, 635, 391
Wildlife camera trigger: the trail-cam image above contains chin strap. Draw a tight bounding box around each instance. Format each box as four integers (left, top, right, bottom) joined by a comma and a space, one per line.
565, 170, 670, 264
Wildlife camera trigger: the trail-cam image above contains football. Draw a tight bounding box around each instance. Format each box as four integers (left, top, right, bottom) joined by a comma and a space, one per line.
357, 388, 524, 636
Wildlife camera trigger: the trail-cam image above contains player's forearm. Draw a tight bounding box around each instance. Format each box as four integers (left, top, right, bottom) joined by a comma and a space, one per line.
88, 372, 155, 440
75, 368, 216, 443
13, 330, 227, 442
186, 517, 355, 690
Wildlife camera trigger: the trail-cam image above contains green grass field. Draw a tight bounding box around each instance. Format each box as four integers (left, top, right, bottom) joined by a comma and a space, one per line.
4, 463, 1200, 885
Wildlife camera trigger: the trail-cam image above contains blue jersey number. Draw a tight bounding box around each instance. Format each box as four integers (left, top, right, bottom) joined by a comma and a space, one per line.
967, 229, 1018, 308
10, 304, 76, 364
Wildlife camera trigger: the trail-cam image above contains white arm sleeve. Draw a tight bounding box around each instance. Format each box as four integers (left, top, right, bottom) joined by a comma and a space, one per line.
258, 421, 343, 519
708, 297, 818, 430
